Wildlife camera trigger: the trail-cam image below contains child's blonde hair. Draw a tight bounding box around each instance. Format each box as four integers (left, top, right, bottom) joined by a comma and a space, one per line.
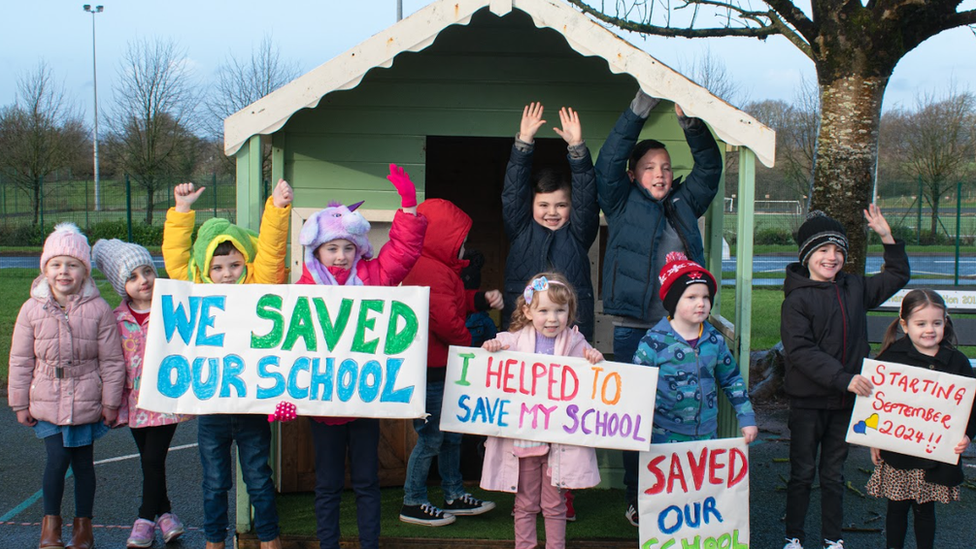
508, 271, 577, 332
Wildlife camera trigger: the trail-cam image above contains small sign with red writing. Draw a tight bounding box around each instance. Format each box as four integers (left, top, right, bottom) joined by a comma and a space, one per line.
639, 438, 750, 549
846, 358, 976, 465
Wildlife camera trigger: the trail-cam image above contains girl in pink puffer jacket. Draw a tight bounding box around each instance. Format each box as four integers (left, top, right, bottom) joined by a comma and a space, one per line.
8, 222, 126, 549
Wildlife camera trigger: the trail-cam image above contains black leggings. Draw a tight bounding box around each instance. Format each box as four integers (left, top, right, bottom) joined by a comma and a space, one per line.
43, 436, 95, 518
131, 424, 179, 520
887, 498, 936, 549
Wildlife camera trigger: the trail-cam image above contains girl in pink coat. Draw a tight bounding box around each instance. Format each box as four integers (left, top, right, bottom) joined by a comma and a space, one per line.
480, 272, 603, 549
8, 223, 126, 549
92, 238, 192, 548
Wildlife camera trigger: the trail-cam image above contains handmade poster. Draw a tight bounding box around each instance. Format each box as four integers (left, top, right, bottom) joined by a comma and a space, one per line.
139, 279, 429, 417
846, 358, 976, 465
639, 438, 750, 549
440, 346, 656, 451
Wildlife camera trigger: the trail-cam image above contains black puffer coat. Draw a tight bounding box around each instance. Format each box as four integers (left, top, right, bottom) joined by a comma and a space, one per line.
780, 241, 910, 409
501, 143, 599, 340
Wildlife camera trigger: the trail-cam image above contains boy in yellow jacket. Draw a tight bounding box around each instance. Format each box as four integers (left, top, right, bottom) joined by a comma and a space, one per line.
162, 180, 292, 549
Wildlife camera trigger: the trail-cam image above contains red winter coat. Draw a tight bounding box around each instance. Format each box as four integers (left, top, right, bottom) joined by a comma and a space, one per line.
402, 199, 475, 373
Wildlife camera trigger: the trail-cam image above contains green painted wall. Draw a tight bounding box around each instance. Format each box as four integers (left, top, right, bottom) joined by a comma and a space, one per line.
276, 8, 721, 210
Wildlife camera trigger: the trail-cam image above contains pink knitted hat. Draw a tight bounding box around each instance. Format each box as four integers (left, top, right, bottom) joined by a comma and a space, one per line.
41, 222, 92, 273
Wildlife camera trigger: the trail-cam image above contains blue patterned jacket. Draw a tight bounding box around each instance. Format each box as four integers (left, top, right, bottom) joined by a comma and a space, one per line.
634, 317, 755, 436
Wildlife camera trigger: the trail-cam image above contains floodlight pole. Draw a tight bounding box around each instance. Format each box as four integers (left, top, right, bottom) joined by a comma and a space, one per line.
397, 0, 403, 20
84, 4, 104, 211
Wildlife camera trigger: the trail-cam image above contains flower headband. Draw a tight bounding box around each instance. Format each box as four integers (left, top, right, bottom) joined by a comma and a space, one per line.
523, 276, 566, 305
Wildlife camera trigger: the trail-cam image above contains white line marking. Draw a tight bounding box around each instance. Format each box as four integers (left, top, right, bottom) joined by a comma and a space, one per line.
93, 443, 197, 465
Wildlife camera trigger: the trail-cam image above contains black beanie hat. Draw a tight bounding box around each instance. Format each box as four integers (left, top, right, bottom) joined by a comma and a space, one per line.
659, 252, 717, 317
796, 211, 848, 265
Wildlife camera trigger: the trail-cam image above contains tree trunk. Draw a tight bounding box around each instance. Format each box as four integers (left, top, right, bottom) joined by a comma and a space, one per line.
930, 196, 940, 237
32, 183, 40, 226
810, 73, 888, 273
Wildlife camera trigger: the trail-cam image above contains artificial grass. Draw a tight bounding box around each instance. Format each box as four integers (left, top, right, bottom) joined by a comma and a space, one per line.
275, 486, 636, 540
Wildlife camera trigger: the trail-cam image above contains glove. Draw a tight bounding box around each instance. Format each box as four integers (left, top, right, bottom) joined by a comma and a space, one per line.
630, 90, 661, 118
387, 163, 417, 208
268, 401, 297, 423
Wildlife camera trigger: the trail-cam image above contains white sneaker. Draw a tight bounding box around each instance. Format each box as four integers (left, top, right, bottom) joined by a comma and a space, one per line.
783, 538, 804, 549
823, 540, 844, 549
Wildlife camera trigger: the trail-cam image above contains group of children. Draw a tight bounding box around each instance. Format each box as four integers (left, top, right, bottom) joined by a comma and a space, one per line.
8, 88, 973, 549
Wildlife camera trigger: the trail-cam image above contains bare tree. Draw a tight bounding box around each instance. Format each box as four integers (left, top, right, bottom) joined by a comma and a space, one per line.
745, 78, 820, 211
109, 38, 198, 224
682, 47, 744, 107
565, 0, 976, 272
0, 62, 87, 225
882, 90, 975, 237
205, 35, 301, 178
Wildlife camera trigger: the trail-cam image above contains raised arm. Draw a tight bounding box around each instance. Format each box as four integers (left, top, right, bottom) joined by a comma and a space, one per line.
502, 103, 544, 239
672, 105, 723, 217
560, 107, 599, 247
253, 180, 293, 284
596, 91, 658, 218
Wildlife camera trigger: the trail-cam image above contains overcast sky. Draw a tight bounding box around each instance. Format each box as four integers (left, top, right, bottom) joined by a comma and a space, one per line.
2, 0, 974, 130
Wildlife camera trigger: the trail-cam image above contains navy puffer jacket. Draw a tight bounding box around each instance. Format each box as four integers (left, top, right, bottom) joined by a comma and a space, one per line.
596, 108, 722, 321
501, 143, 599, 340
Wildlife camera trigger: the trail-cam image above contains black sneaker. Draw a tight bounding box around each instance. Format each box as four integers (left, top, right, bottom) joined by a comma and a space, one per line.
399, 503, 456, 526
443, 493, 496, 516
625, 503, 639, 527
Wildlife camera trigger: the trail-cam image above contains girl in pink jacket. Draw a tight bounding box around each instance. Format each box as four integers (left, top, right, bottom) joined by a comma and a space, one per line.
295, 164, 426, 549
8, 222, 126, 549
480, 272, 603, 549
92, 238, 192, 548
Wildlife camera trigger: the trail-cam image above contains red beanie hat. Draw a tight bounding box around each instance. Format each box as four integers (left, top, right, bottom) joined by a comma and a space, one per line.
658, 251, 717, 316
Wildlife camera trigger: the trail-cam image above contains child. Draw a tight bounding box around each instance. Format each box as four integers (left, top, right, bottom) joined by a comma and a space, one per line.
461, 250, 498, 348
92, 238, 191, 548
781, 205, 910, 549
596, 90, 723, 524
399, 198, 503, 526
502, 103, 599, 340
8, 223, 126, 549
866, 289, 976, 549
163, 180, 293, 549
297, 164, 427, 549
634, 253, 757, 446
480, 272, 603, 549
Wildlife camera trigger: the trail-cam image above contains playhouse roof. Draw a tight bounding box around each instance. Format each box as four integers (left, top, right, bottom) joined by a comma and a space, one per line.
224, 0, 776, 167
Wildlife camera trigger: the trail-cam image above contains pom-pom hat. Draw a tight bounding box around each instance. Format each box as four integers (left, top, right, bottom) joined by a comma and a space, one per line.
796, 210, 848, 265
658, 251, 717, 317
92, 239, 157, 297
41, 222, 92, 273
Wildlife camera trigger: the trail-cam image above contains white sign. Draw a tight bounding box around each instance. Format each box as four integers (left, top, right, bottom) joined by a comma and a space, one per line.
880, 289, 976, 312
639, 438, 750, 549
846, 358, 976, 465
140, 279, 429, 418
440, 346, 656, 451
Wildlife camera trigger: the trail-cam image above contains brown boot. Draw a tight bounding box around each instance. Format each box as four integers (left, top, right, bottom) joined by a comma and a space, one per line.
204, 542, 226, 549
39, 515, 64, 549
65, 517, 93, 549
259, 538, 283, 549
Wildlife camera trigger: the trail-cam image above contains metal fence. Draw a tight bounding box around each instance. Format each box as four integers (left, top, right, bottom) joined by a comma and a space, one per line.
0, 173, 257, 245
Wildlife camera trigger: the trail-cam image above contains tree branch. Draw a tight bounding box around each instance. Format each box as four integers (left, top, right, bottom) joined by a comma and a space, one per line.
564, 0, 780, 38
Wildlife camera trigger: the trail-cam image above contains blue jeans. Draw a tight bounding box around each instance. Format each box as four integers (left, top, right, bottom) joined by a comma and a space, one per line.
198, 414, 280, 543
402, 380, 464, 506
310, 419, 380, 549
615, 326, 648, 505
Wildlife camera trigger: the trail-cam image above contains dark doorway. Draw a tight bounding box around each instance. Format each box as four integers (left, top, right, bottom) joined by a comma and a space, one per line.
424, 135, 576, 480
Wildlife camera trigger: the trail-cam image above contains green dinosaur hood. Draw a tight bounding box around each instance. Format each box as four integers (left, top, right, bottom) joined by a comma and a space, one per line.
189, 217, 259, 284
